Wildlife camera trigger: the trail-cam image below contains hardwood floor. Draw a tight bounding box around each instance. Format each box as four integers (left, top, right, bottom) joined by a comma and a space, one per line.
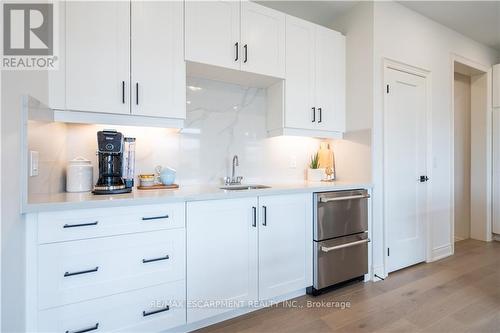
196, 240, 500, 333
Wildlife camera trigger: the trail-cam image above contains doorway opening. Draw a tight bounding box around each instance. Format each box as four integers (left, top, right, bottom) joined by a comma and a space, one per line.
452, 59, 491, 246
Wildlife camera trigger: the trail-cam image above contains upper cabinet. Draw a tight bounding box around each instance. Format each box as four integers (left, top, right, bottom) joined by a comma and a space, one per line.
185, 0, 240, 71
61, 1, 185, 121
240, 1, 285, 78
267, 16, 346, 138
66, 2, 130, 115
494, 64, 500, 108
131, 1, 185, 118
185, 0, 285, 79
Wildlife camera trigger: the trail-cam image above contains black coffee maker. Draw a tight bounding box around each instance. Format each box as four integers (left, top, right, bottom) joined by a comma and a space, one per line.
93, 130, 132, 195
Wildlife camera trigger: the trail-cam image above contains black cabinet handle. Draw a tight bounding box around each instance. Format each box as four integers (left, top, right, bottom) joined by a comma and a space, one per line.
65, 323, 99, 333
143, 306, 170, 317
419, 175, 429, 183
64, 267, 99, 277
318, 107, 322, 123
311, 107, 316, 122
142, 215, 169, 221
142, 255, 169, 264
63, 221, 98, 228
122, 81, 125, 104
235, 42, 239, 61
243, 44, 248, 63
252, 207, 257, 227
262, 206, 267, 226
136, 82, 139, 105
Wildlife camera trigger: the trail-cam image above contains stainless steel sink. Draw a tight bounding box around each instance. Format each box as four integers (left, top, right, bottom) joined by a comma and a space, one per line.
219, 185, 271, 191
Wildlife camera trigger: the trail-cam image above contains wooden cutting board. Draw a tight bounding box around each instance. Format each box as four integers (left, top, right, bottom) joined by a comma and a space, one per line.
137, 184, 179, 190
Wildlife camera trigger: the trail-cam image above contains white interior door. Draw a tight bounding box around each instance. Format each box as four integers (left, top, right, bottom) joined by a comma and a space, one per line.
184, 0, 240, 70
131, 0, 185, 119
385, 68, 427, 273
240, 1, 285, 78
66, 1, 130, 114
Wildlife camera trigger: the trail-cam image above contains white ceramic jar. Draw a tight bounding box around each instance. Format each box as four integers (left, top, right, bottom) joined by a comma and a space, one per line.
66, 157, 93, 192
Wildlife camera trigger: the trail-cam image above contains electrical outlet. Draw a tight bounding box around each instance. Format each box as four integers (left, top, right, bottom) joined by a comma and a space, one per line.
30, 151, 39, 177
289, 155, 297, 169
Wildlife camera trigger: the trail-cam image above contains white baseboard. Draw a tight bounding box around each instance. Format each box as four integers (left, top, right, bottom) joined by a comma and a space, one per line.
430, 243, 453, 262
454, 236, 466, 242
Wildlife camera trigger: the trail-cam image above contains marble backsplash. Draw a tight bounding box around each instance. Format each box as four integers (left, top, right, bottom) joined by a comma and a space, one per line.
29, 77, 334, 194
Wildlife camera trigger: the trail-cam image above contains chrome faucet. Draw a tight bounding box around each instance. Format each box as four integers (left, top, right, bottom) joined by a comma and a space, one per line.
224, 155, 243, 185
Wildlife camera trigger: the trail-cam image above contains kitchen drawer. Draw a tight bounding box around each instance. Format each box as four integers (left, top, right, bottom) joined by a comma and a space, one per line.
38, 229, 185, 310
38, 202, 185, 243
38, 280, 186, 333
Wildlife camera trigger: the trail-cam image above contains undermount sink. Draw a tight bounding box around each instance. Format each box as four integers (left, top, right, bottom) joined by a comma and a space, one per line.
219, 185, 271, 191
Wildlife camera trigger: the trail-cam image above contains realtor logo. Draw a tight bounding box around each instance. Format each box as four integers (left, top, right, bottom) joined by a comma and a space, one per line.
2, 2, 58, 70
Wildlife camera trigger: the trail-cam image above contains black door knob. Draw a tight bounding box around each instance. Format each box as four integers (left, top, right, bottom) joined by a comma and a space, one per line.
419, 175, 429, 182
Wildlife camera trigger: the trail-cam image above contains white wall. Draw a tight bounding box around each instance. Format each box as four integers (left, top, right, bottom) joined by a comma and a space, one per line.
454, 73, 471, 241
329, 2, 373, 183
372, 1, 499, 272
1, 71, 48, 332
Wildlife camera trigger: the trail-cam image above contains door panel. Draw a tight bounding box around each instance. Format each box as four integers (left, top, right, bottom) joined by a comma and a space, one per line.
131, 1, 185, 119
385, 68, 427, 273
66, 1, 130, 114
258, 194, 311, 300
315, 26, 345, 132
185, 0, 240, 70
284, 16, 316, 129
187, 198, 258, 323
240, 1, 285, 78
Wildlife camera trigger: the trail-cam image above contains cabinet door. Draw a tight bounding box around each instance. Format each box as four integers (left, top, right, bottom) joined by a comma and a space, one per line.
240, 1, 285, 78
185, 0, 240, 70
315, 26, 346, 132
258, 193, 312, 300
131, 1, 185, 119
66, 1, 130, 114
284, 16, 316, 130
187, 198, 258, 323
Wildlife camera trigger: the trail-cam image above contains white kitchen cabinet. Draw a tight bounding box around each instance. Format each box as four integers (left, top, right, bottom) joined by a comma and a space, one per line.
131, 1, 185, 119
494, 64, 500, 108
185, 0, 285, 79
187, 197, 259, 323
64, 1, 185, 121
267, 17, 345, 138
258, 193, 312, 300
240, 1, 285, 78
315, 25, 346, 133
283, 16, 316, 130
185, 0, 240, 70
66, 1, 130, 114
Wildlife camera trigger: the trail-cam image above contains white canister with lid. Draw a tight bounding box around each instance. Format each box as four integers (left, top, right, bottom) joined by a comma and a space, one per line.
66, 157, 93, 192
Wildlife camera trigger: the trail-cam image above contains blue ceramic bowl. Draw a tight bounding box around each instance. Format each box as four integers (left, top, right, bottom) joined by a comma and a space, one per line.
160, 168, 176, 185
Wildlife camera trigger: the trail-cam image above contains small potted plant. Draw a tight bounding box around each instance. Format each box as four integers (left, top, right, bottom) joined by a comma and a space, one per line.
307, 152, 325, 182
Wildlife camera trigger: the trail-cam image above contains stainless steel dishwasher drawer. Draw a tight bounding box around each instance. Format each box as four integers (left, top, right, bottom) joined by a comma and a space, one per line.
315, 190, 369, 241
313, 232, 369, 289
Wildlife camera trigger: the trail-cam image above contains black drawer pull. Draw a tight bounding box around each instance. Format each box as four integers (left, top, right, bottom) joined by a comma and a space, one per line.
63, 221, 98, 228
64, 267, 99, 277
66, 323, 99, 333
143, 306, 170, 317
142, 215, 169, 221
142, 255, 169, 264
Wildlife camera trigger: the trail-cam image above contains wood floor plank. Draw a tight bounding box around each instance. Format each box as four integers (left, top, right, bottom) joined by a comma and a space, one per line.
195, 240, 500, 333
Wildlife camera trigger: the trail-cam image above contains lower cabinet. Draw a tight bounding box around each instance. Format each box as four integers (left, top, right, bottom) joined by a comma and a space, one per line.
187, 197, 259, 323
258, 194, 312, 300
186, 193, 312, 324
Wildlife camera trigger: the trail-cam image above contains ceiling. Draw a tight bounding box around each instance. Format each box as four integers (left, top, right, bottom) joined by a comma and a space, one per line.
254, 1, 359, 27
399, 1, 500, 51
256, 1, 500, 51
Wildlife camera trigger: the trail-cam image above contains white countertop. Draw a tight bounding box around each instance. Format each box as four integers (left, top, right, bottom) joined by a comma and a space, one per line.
24, 181, 372, 213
